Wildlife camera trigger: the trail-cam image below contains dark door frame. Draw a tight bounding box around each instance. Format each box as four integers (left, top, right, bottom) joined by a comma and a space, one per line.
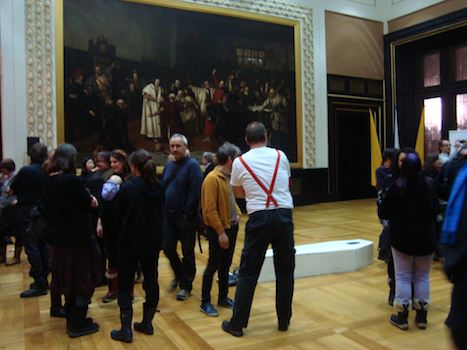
328, 97, 384, 198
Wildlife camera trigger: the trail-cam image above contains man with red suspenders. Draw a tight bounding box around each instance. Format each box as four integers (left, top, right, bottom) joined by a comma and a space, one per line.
222, 121, 295, 337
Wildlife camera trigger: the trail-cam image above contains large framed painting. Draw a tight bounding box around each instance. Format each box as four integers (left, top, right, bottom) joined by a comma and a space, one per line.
56, 0, 302, 166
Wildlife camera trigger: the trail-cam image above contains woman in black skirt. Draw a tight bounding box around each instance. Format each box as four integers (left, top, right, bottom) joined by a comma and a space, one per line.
111, 149, 164, 343
43, 144, 99, 337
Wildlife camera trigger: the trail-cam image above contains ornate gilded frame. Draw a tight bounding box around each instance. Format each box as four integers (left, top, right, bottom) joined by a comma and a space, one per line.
54, 0, 315, 168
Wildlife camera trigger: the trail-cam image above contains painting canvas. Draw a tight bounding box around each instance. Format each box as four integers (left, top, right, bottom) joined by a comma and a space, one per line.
62, 0, 300, 164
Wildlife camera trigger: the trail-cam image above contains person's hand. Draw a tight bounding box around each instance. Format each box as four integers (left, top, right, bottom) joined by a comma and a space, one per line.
218, 232, 229, 250
235, 215, 241, 224
90, 195, 98, 208
96, 218, 104, 238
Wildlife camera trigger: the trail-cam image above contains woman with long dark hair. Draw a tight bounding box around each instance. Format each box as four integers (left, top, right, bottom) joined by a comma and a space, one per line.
85, 151, 112, 286
379, 151, 439, 331
97, 149, 130, 302
110, 149, 164, 343
43, 143, 99, 337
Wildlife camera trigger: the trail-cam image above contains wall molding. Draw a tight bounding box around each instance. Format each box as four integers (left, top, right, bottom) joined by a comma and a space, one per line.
25, 0, 56, 149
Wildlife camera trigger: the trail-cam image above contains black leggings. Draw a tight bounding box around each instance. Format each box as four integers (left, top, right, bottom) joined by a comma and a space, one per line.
117, 251, 160, 310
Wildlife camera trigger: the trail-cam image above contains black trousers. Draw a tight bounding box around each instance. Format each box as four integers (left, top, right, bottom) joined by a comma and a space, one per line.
163, 217, 197, 291
117, 252, 160, 310
201, 224, 238, 304
19, 205, 48, 287
230, 209, 295, 329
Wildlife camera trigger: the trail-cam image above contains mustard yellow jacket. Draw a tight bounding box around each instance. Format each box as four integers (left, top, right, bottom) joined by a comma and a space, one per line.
201, 167, 241, 234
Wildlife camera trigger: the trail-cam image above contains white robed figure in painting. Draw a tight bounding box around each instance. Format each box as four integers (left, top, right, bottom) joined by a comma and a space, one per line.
140, 79, 163, 141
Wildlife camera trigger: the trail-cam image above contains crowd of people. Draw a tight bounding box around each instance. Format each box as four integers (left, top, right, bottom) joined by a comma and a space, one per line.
0, 122, 296, 343
1, 126, 466, 347
375, 139, 467, 349
66, 63, 294, 154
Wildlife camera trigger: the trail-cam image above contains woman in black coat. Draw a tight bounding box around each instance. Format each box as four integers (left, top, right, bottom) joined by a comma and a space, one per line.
379, 151, 439, 331
43, 144, 99, 338
110, 149, 164, 343
97, 149, 130, 302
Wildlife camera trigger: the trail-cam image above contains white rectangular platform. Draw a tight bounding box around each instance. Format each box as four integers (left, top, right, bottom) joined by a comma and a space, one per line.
258, 239, 374, 283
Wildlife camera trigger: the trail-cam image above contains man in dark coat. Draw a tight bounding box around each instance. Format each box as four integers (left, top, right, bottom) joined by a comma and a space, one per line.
162, 134, 203, 301
10, 142, 48, 298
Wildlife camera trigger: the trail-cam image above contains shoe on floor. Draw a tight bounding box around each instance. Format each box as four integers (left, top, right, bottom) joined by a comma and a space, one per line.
170, 278, 179, 290
102, 292, 118, 303
50, 305, 66, 318
20, 287, 47, 298
176, 289, 191, 301
221, 320, 243, 337
200, 303, 219, 317
218, 297, 234, 309
67, 322, 99, 338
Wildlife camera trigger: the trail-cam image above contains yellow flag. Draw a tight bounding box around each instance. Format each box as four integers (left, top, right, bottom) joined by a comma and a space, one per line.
369, 109, 382, 187
415, 107, 425, 164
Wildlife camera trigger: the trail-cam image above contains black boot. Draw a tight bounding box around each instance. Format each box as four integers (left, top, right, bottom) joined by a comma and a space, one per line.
0, 245, 6, 264
134, 303, 156, 335
20, 279, 48, 298
414, 300, 428, 329
389, 303, 409, 330
66, 303, 99, 338
111, 308, 133, 343
388, 278, 395, 306
50, 305, 66, 318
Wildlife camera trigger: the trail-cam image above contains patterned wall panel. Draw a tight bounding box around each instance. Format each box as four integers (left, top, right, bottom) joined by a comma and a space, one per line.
25, 0, 55, 149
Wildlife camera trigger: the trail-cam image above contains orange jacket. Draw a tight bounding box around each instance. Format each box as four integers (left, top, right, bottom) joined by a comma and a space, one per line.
201, 167, 241, 234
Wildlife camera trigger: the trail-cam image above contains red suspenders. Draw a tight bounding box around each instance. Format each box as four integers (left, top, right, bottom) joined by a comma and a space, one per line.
238, 149, 281, 208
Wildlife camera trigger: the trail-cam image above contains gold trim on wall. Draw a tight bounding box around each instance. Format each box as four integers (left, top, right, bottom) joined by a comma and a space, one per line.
55, 0, 304, 167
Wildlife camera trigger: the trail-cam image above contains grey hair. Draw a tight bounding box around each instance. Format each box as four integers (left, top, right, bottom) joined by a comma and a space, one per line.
202, 152, 214, 163
170, 133, 188, 146
216, 142, 241, 165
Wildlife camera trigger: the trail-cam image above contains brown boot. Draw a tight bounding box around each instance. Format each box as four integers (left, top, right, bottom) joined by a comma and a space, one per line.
103, 269, 118, 303
0, 245, 6, 264
5, 246, 22, 266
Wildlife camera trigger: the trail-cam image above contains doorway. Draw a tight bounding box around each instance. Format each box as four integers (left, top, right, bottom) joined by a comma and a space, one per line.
328, 98, 383, 200
335, 109, 373, 200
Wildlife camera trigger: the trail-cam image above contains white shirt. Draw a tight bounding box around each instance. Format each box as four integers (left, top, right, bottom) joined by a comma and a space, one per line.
231, 146, 294, 214
439, 152, 450, 164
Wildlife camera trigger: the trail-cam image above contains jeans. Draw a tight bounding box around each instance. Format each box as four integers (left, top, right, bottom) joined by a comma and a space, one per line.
201, 224, 238, 304
230, 209, 295, 329
163, 217, 197, 291
391, 247, 432, 306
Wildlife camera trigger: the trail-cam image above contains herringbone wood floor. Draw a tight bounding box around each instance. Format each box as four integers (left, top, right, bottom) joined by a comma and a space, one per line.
0, 199, 455, 349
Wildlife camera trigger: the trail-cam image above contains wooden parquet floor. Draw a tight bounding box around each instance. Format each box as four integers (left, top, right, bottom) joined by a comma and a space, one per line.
0, 199, 455, 349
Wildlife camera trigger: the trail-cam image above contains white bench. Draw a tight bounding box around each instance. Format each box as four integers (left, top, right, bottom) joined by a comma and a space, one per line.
258, 239, 374, 283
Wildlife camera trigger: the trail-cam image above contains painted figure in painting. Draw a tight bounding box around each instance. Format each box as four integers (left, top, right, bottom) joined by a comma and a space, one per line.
141, 79, 163, 150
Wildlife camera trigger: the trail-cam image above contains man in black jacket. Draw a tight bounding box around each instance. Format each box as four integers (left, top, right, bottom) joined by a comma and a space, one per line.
162, 134, 203, 301
10, 142, 48, 298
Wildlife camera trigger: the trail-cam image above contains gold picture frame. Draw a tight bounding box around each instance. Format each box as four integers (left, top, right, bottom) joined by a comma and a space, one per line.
55, 0, 303, 167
